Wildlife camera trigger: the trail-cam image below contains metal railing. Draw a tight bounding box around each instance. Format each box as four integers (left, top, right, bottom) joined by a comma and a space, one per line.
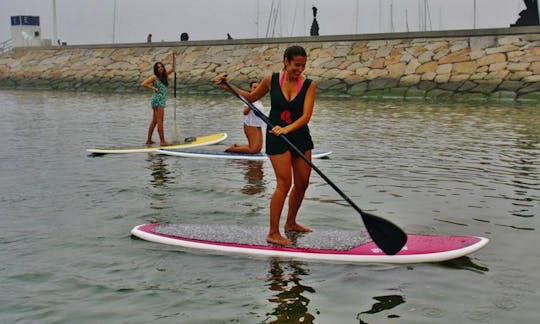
0, 39, 13, 53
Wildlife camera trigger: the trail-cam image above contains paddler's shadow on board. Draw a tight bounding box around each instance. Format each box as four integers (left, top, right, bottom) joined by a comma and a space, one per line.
146, 154, 173, 188
264, 257, 317, 323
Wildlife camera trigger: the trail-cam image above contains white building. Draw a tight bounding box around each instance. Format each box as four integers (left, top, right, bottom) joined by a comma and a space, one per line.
11, 15, 51, 47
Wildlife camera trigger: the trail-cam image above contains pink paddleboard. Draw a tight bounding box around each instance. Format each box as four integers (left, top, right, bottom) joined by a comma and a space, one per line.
131, 223, 489, 264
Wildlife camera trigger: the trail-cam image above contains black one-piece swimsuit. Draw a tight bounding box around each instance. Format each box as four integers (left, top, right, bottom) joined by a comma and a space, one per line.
265, 73, 314, 156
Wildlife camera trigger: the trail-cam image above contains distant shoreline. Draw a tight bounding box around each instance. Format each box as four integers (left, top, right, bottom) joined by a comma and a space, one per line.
1, 26, 539, 102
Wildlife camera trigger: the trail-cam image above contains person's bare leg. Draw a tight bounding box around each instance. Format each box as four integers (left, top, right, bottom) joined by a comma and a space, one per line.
285, 151, 312, 233
225, 125, 263, 154
267, 152, 293, 246
155, 107, 171, 146
225, 143, 243, 152
146, 108, 157, 144
245, 126, 263, 153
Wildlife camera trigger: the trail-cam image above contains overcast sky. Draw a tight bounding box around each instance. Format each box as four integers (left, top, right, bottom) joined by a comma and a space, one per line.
0, 0, 528, 45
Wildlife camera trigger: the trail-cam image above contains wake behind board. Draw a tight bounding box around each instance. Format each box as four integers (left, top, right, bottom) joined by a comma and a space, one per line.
86, 132, 227, 154
156, 149, 332, 160
131, 223, 489, 264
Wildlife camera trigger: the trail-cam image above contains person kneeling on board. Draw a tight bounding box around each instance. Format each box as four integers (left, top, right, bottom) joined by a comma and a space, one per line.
225, 81, 267, 154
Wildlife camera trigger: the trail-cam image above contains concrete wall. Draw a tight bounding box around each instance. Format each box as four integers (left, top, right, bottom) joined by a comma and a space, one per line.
1, 26, 540, 102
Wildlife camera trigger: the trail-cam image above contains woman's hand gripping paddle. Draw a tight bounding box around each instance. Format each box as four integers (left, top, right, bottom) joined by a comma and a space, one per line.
221, 80, 407, 255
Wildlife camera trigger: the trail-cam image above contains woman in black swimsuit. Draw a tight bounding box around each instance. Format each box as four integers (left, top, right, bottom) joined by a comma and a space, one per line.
215, 45, 317, 246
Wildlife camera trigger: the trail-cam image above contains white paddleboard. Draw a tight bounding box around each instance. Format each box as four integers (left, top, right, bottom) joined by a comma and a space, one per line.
86, 132, 227, 154
156, 149, 332, 160
131, 223, 489, 264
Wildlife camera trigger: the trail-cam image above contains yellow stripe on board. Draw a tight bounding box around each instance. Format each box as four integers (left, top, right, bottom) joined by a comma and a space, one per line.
86, 132, 227, 154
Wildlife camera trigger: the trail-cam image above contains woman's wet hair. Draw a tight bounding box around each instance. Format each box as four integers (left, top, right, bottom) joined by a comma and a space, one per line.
283, 45, 307, 61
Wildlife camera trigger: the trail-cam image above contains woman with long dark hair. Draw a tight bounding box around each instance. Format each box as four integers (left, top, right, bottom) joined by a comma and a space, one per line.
141, 52, 176, 146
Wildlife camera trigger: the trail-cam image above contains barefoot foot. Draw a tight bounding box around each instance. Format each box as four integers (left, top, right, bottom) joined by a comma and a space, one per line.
160, 141, 172, 146
224, 144, 239, 152
267, 233, 292, 246
284, 223, 312, 233
146, 140, 155, 145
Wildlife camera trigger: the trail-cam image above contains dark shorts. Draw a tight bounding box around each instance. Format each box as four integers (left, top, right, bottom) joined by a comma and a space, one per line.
265, 129, 313, 156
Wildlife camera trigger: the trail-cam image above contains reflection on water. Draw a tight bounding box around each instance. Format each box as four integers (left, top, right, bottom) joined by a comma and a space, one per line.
146, 154, 173, 188
263, 258, 316, 323
356, 295, 405, 323
439, 256, 490, 274
236, 160, 266, 196
145, 154, 175, 211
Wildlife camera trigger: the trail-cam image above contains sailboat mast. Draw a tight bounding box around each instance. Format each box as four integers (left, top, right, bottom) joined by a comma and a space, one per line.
52, 0, 58, 45
112, 0, 117, 43
355, 0, 359, 33
390, 0, 394, 32
473, 0, 476, 29
378, 0, 382, 32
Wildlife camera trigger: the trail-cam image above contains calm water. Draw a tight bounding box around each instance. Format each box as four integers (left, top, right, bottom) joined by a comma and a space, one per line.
0, 89, 538, 323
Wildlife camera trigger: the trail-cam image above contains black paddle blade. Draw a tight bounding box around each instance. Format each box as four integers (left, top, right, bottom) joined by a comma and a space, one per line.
362, 211, 407, 255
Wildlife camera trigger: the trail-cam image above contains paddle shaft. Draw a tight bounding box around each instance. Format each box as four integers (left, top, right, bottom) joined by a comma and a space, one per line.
174, 72, 177, 98
222, 80, 407, 255
173, 53, 177, 98
172, 53, 181, 142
